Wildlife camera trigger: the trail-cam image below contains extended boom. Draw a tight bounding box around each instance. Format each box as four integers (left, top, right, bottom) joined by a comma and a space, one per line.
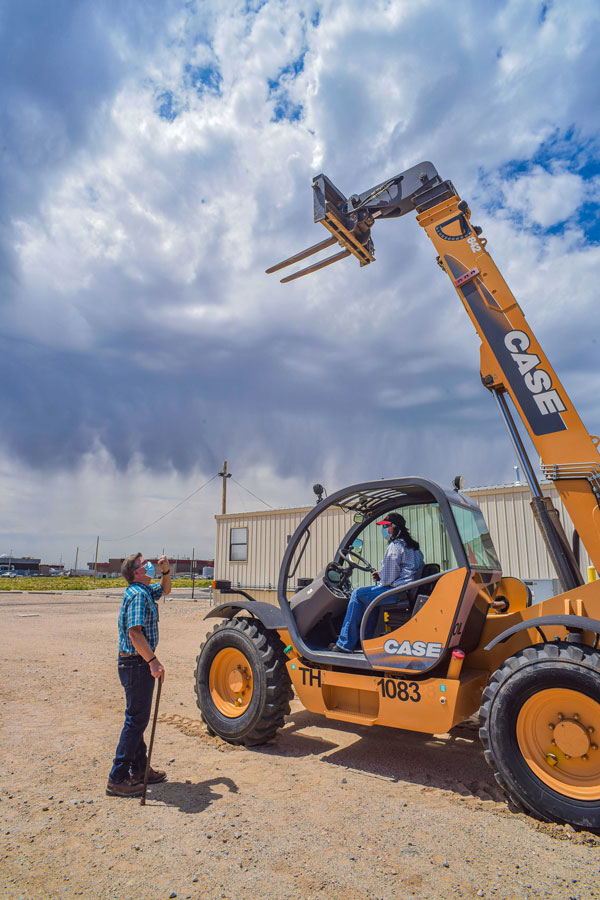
267, 163, 600, 585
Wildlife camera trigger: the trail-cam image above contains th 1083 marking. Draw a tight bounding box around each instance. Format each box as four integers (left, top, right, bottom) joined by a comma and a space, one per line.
377, 678, 421, 702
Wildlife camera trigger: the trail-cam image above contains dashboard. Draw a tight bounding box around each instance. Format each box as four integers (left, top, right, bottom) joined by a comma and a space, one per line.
323, 562, 352, 598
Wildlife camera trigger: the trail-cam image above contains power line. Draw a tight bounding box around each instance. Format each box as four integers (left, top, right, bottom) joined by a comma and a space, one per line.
230, 477, 273, 509
104, 473, 219, 541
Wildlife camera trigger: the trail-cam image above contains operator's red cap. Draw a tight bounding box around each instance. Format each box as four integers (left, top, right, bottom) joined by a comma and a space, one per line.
376, 512, 406, 527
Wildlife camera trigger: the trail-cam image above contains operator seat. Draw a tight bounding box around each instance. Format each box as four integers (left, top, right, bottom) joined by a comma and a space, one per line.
373, 562, 440, 634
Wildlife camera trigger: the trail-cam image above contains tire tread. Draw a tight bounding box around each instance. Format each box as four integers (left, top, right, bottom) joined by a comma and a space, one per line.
479, 640, 600, 828
194, 617, 292, 747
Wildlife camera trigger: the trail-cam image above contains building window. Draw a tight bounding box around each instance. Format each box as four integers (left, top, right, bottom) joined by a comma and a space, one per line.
229, 527, 248, 562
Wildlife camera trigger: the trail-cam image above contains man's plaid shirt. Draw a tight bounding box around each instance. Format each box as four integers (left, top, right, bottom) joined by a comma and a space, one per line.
379, 540, 424, 587
118, 582, 163, 654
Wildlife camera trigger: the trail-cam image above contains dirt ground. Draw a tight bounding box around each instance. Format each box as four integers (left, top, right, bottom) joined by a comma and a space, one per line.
1, 590, 599, 900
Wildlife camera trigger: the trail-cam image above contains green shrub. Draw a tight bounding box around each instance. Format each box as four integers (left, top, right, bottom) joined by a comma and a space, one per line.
0, 575, 212, 592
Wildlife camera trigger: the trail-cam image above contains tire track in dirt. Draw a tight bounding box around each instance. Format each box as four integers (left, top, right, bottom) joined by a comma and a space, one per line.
158, 713, 243, 751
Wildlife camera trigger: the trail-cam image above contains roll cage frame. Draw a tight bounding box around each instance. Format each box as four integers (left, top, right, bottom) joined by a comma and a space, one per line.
277, 475, 499, 669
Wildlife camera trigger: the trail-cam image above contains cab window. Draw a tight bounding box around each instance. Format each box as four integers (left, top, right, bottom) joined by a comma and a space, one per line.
451, 504, 500, 569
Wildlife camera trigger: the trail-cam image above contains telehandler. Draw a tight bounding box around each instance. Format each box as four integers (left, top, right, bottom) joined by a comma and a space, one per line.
195, 162, 600, 829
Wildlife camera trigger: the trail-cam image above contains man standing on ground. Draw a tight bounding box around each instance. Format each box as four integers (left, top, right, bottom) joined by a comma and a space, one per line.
107, 553, 171, 797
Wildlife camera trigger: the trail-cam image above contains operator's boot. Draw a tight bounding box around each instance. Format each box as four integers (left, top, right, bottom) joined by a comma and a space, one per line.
328, 643, 353, 653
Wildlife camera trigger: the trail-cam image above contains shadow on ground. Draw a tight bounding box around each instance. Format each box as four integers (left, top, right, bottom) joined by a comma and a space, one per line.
149, 776, 239, 813
160, 706, 504, 805
252, 709, 503, 803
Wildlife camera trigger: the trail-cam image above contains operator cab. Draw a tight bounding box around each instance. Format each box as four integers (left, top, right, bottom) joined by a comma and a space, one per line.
280, 477, 503, 673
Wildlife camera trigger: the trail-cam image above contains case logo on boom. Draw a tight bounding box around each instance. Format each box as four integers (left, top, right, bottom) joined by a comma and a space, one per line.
504, 331, 566, 416
384, 639, 443, 658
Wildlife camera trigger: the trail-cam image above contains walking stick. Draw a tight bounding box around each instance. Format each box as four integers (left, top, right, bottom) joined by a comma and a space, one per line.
140, 678, 162, 806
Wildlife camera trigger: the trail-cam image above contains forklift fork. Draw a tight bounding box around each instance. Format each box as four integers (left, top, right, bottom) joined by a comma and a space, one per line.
266, 162, 451, 283
266, 173, 376, 282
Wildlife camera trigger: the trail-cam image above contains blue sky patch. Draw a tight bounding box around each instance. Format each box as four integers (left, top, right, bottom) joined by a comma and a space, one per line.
185, 63, 222, 96
267, 51, 306, 94
478, 129, 600, 242
496, 126, 600, 181
272, 99, 303, 123
576, 202, 600, 244
267, 52, 306, 123
156, 90, 179, 122
243, 0, 268, 13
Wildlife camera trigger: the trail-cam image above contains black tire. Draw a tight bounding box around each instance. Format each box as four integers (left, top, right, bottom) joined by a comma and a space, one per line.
194, 617, 293, 746
479, 642, 600, 830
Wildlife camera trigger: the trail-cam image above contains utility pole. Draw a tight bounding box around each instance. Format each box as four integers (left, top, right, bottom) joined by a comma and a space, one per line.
93, 536, 99, 579
218, 460, 232, 515
191, 546, 196, 600
74, 546, 79, 577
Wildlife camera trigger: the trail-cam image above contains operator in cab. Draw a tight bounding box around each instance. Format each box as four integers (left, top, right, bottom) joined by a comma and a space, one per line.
330, 513, 424, 652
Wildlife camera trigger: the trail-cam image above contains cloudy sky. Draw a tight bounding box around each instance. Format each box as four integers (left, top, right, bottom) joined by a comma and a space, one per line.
1, 0, 599, 565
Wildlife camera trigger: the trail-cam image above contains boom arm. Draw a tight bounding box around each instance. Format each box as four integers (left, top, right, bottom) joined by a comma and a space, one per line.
267, 164, 600, 582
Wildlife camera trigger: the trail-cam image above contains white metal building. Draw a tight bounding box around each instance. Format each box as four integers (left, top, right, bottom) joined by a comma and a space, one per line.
214, 482, 594, 606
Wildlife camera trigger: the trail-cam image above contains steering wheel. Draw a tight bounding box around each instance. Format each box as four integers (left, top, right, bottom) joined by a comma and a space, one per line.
338, 547, 374, 572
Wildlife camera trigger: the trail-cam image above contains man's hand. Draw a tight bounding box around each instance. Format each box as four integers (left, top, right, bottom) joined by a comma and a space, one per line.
149, 658, 165, 682
158, 555, 171, 597
128, 627, 165, 680
372, 571, 381, 582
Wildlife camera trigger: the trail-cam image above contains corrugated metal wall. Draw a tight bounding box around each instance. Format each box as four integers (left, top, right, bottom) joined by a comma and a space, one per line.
464, 483, 592, 580
215, 483, 593, 590
215, 506, 350, 589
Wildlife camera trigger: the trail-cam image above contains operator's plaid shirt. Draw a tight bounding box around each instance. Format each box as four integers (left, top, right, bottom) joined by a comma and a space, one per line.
118, 582, 163, 654
379, 540, 424, 587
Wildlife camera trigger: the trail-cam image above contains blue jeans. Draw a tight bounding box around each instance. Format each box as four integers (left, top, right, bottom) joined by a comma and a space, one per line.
109, 656, 155, 783
337, 584, 394, 651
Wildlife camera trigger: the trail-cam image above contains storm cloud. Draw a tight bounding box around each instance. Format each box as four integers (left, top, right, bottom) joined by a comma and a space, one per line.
2, 0, 600, 559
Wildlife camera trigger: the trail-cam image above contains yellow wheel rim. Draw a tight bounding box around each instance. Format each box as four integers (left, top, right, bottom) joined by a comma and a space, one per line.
517, 688, 600, 801
209, 648, 253, 718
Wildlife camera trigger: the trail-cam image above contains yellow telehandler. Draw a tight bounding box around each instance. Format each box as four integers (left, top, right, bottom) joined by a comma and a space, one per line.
195, 162, 600, 830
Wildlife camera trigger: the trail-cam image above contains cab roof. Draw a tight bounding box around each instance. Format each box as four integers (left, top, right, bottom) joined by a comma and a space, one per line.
325, 476, 481, 517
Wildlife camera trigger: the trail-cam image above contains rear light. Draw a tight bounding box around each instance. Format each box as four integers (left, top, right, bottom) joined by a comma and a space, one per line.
447, 648, 465, 680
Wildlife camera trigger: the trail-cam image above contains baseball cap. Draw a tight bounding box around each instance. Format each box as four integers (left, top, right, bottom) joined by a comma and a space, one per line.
376, 512, 406, 528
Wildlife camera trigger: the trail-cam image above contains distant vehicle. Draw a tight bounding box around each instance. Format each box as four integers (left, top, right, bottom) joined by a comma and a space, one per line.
0, 571, 16, 578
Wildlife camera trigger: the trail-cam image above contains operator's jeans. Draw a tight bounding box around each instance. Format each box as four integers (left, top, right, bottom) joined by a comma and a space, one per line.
337, 584, 394, 651
109, 656, 155, 783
